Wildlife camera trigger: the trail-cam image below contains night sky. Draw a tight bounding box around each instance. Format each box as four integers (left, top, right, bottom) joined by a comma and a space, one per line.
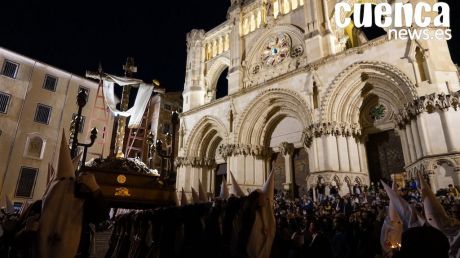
0, 0, 458, 93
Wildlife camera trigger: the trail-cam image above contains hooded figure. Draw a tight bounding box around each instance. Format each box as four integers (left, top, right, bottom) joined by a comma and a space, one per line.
229, 171, 245, 197
4, 195, 16, 214
219, 177, 229, 200
246, 169, 276, 258
380, 182, 403, 255
181, 188, 189, 206
191, 187, 200, 204
174, 191, 180, 207
198, 181, 208, 203
381, 180, 423, 230
418, 173, 460, 258
38, 131, 85, 258
45, 164, 55, 190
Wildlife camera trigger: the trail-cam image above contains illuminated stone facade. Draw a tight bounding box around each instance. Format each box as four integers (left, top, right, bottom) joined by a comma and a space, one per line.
178, 0, 460, 196
0, 47, 114, 205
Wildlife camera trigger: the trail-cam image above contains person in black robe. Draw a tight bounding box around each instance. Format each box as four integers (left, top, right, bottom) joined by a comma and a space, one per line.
306, 219, 332, 258
331, 215, 351, 258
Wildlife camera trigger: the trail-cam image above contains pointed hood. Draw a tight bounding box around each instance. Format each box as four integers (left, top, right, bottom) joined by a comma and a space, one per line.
247, 170, 276, 258
380, 182, 403, 253
219, 177, 229, 200
381, 180, 421, 230
228, 171, 245, 197
198, 181, 207, 203
46, 163, 55, 185
418, 173, 451, 231
191, 187, 200, 204
4, 195, 15, 214
173, 192, 180, 207
181, 188, 188, 206
57, 130, 75, 179
262, 169, 275, 202
20, 201, 30, 215
389, 182, 402, 222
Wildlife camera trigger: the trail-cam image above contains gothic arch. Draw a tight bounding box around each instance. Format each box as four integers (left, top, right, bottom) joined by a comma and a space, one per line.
205, 56, 231, 96
320, 61, 417, 124
186, 116, 228, 159
236, 88, 312, 146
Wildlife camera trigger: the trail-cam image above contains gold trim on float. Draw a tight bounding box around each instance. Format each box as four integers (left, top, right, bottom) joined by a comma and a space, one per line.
117, 174, 127, 184
114, 187, 131, 197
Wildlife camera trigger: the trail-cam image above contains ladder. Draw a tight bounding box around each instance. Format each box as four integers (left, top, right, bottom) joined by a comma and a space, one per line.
124, 98, 152, 163
86, 80, 111, 159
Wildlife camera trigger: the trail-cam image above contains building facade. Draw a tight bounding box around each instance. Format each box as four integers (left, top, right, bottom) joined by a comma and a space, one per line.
124, 91, 182, 171
0, 47, 114, 206
177, 0, 460, 197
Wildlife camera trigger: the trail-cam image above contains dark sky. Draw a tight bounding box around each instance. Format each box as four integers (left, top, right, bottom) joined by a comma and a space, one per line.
0, 0, 458, 93
0, 0, 231, 92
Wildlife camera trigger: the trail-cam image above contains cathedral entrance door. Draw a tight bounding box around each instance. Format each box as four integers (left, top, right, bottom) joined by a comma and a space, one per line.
365, 130, 405, 184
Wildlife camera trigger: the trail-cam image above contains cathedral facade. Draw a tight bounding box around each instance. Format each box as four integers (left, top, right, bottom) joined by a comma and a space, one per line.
177, 0, 460, 196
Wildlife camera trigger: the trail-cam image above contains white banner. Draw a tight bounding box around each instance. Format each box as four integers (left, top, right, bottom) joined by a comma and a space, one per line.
102, 74, 154, 128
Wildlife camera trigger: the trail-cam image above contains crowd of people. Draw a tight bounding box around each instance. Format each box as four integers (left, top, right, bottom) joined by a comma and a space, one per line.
0, 176, 460, 258
271, 180, 460, 258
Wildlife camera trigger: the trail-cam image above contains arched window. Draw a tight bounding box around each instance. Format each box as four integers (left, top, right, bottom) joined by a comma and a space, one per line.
250, 13, 256, 32
206, 44, 212, 60
243, 18, 250, 35
212, 40, 218, 57
291, 0, 298, 10
273, 1, 280, 19
256, 10, 262, 28
215, 68, 229, 100
224, 34, 230, 51
283, 0, 291, 14
218, 37, 223, 54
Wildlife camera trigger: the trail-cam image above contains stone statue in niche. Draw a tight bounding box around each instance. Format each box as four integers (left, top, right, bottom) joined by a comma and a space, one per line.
228, 109, 234, 133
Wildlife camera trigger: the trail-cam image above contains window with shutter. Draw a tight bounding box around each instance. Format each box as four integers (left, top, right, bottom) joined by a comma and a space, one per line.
43, 75, 58, 92
0, 92, 11, 113
15, 167, 38, 198
34, 104, 52, 124
1, 60, 19, 78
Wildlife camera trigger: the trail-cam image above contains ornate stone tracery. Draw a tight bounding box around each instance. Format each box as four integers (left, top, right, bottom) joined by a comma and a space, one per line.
302, 121, 362, 148
243, 24, 307, 88
218, 144, 273, 159
395, 91, 460, 128
175, 157, 217, 168
320, 61, 418, 123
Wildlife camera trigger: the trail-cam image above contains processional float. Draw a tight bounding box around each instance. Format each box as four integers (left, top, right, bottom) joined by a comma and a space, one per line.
71, 58, 177, 209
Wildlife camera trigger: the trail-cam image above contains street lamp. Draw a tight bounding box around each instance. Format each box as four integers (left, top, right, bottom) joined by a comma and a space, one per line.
70, 89, 98, 169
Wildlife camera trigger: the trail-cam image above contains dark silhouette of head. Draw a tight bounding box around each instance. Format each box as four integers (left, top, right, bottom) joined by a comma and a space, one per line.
394, 226, 449, 258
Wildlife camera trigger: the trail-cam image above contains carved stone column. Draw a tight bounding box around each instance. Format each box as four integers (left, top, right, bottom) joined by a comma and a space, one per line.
279, 142, 295, 192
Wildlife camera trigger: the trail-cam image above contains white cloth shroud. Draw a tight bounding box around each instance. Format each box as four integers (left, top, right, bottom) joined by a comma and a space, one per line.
102, 74, 154, 128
